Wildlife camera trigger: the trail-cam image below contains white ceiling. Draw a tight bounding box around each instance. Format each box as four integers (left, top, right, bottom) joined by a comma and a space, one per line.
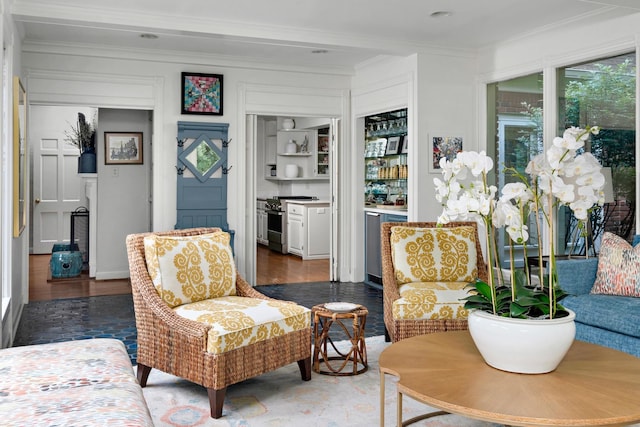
11, 0, 640, 72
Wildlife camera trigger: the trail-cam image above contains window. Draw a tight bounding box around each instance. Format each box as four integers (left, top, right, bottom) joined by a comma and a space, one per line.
557, 53, 636, 254
487, 72, 544, 268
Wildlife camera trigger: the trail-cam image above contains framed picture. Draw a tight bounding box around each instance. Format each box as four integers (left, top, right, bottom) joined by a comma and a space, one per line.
105, 132, 143, 165
13, 77, 26, 237
385, 136, 401, 155
401, 135, 409, 154
430, 134, 464, 173
181, 72, 223, 115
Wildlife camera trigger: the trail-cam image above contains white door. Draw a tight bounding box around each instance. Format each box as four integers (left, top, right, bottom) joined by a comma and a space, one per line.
329, 118, 340, 281
31, 106, 91, 254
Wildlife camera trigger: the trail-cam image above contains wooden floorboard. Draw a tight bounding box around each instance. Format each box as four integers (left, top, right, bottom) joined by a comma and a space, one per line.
29, 244, 329, 301
29, 255, 132, 302
256, 244, 330, 285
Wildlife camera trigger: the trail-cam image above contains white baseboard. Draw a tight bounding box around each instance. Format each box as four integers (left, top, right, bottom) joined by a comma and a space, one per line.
95, 270, 130, 280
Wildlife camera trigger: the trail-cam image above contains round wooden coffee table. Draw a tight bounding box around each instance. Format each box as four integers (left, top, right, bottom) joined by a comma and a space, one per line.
312, 303, 368, 376
379, 331, 640, 427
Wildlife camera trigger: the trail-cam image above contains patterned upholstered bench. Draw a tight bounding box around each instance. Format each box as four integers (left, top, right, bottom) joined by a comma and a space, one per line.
0, 338, 153, 426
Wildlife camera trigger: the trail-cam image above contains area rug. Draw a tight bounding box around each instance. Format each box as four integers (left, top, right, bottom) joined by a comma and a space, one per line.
138, 336, 500, 427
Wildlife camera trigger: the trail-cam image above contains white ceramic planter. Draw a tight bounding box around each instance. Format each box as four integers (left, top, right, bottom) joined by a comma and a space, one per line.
284, 164, 298, 178
285, 140, 297, 153
468, 309, 576, 374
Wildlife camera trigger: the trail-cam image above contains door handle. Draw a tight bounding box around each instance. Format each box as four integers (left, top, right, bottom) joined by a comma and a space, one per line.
35, 198, 41, 204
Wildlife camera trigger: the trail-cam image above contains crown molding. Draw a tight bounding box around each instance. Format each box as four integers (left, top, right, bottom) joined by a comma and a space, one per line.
21, 40, 358, 77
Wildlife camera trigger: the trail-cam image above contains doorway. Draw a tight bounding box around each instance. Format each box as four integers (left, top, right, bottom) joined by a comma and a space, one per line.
30, 106, 152, 280
253, 115, 335, 285
31, 106, 97, 254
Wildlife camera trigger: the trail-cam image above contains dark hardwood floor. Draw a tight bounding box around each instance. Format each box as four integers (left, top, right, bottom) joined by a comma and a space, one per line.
29, 244, 330, 301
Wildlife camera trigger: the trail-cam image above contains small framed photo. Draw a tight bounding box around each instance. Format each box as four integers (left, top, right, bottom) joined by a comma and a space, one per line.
385, 136, 401, 155
105, 132, 143, 165
181, 72, 223, 115
430, 133, 464, 173
401, 135, 409, 154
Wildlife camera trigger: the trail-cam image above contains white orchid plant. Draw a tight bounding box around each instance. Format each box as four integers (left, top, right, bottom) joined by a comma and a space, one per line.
434, 126, 605, 319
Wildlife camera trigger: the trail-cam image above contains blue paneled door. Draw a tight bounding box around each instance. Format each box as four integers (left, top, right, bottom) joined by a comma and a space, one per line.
175, 121, 230, 231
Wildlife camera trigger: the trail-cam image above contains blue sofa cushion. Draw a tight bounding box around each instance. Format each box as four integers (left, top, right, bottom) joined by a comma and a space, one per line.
556, 258, 599, 295
563, 294, 640, 339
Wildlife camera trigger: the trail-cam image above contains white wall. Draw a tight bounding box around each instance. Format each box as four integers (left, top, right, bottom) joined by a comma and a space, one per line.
21, 49, 351, 280
348, 52, 477, 281
0, 0, 30, 347
96, 108, 151, 279
414, 52, 478, 221
350, 55, 416, 282
476, 13, 639, 79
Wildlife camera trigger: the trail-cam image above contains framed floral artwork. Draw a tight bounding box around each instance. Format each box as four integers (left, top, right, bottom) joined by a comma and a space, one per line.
181, 72, 223, 115
430, 134, 464, 173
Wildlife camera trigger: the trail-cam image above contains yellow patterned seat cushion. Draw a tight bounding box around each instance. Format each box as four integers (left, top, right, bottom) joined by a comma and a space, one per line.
173, 296, 311, 354
390, 226, 477, 285
392, 281, 470, 320
143, 231, 236, 308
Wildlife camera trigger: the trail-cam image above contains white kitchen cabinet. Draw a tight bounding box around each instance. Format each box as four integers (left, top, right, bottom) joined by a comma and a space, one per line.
306, 206, 330, 258
256, 199, 268, 245
265, 119, 277, 167
287, 202, 304, 255
287, 202, 330, 260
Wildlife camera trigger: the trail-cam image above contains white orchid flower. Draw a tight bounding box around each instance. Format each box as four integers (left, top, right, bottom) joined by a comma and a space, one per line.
437, 212, 451, 224
563, 126, 590, 144
493, 199, 519, 228
433, 178, 449, 203
569, 199, 594, 221
546, 145, 570, 170
525, 153, 547, 177
500, 182, 533, 203
457, 151, 494, 177
576, 170, 605, 189
550, 176, 575, 204
506, 223, 529, 244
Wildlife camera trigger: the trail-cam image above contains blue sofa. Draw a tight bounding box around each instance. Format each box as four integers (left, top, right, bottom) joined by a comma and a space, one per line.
556, 258, 640, 358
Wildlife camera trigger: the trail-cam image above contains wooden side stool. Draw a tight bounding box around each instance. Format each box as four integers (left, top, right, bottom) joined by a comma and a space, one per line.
312, 303, 368, 376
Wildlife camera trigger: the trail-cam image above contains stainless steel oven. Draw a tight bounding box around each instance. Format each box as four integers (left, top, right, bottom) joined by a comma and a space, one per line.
265, 196, 316, 254
267, 209, 286, 253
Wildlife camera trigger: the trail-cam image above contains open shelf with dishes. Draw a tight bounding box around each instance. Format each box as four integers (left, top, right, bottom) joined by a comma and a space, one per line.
364, 109, 408, 207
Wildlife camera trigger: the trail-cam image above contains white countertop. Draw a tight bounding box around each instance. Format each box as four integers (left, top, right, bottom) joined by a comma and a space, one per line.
364, 206, 408, 216
285, 200, 330, 206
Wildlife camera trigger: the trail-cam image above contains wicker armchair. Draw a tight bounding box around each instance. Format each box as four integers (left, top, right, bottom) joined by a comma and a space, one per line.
126, 227, 311, 419
381, 221, 488, 342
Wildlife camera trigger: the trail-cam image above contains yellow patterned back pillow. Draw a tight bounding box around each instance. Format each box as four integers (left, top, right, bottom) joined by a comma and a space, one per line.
143, 231, 236, 308
390, 226, 477, 285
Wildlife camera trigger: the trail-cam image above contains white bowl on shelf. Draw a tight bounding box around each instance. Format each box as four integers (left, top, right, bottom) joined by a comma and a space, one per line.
282, 118, 295, 130
284, 164, 298, 178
